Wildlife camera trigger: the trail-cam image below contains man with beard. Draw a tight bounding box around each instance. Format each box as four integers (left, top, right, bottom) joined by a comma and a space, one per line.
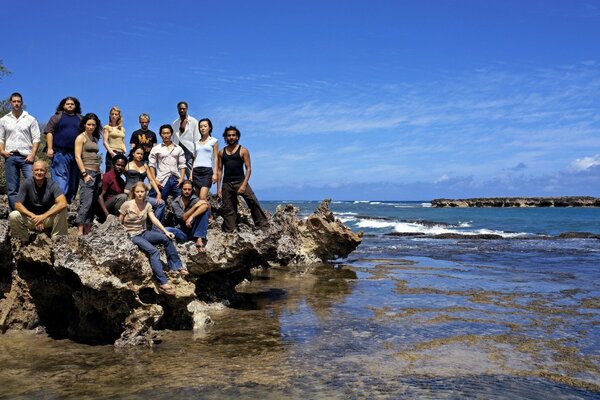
166, 180, 210, 251
171, 101, 199, 178
216, 126, 268, 232
44, 96, 83, 202
97, 153, 128, 221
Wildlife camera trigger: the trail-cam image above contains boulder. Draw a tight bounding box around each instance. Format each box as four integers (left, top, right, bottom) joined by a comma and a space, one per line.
0, 199, 362, 346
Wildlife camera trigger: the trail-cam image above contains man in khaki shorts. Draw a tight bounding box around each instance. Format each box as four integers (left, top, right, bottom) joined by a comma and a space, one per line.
9, 160, 68, 242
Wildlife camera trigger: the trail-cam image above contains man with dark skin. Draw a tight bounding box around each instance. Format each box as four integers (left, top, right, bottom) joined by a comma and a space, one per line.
217, 126, 268, 232
97, 154, 128, 220
8, 160, 68, 242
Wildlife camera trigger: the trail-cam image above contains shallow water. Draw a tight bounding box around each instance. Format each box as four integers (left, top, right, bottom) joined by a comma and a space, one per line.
1, 254, 599, 399
1, 201, 599, 398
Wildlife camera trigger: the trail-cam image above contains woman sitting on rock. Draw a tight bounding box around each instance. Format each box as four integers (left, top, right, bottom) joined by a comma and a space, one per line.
119, 181, 187, 295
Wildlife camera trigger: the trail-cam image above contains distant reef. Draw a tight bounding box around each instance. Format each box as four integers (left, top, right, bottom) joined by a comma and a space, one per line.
431, 196, 600, 208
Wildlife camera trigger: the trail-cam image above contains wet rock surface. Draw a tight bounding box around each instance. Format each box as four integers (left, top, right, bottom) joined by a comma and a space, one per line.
431, 196, 600, 208
0, 199, 362, 346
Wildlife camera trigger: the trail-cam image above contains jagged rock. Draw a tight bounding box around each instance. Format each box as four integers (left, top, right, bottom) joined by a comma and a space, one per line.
0, 199, 362, 346
0, 196, 8, 220
431, 196, 600, 208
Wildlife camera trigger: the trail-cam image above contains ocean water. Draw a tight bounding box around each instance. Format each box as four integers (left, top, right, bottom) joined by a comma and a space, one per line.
0, 200, 599, 399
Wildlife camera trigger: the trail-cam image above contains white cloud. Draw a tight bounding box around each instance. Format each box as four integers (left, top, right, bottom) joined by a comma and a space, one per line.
569, 155, 600, 171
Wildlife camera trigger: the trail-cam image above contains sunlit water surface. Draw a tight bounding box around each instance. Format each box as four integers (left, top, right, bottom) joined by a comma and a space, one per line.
0, 201, 599, 399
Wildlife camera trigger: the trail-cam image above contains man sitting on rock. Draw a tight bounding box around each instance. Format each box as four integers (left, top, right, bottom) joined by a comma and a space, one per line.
97, 153, 128, 222
9, 160, 68, 243
166, 180, 210, 252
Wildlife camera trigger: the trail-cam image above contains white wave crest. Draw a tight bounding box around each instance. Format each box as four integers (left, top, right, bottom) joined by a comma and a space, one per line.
355, 218, 528, 237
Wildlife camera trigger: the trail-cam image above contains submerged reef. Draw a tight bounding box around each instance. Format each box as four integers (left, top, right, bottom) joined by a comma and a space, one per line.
0, 198, 362, 347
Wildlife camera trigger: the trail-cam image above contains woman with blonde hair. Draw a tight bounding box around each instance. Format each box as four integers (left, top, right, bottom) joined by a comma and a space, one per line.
119, 181, 187, 295
103, 106, 126, 172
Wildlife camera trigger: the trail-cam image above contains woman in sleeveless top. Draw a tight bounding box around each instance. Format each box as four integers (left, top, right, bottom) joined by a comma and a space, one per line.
119, 181, 186, 295
191, 118, 219, 200
74, 113, 103, 236
125, 145, 165, 217
103, 106, 126, 172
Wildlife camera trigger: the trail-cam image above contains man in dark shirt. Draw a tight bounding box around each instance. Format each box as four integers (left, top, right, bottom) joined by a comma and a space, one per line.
166, 180, 210, 251
216, 126, 268, 232
44, 96, 83, 202
8, 160, 68, 242
97, 154, 128, 222
129, 113, 157, 163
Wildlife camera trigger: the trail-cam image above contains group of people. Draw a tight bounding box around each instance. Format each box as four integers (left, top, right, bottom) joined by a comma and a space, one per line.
0, 93, 269, 295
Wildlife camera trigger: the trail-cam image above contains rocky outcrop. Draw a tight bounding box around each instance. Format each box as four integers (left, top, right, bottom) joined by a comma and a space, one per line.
431, 196, 600, 208
0, 199, 362, 346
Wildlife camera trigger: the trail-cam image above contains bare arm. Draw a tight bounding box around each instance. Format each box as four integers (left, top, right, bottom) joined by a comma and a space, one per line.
148, 210, 174, 238
21, 194, 68, 228
216, 149, 223, 197
239, 147, 251, 193
74, 134, 90, 183
45, 132, 54, 158
183, 200, 208, 222
212, 141, 219, 183
119, 213, 125, 224
97, 188, 110, 217
103, 126, 114, 158
144, 164, 163, 203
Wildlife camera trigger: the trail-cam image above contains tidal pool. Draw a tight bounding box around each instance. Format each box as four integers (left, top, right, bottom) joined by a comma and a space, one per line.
0, 258, 599, 399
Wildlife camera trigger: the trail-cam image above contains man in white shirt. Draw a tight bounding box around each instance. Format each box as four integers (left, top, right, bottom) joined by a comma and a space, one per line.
148, 124, 186, 221
0, 92, 41, 211
171, 101, 199, 178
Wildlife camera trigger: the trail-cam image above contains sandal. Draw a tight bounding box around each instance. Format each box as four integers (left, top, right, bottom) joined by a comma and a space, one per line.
158, 284, 176, 295
177, 267, 189, 276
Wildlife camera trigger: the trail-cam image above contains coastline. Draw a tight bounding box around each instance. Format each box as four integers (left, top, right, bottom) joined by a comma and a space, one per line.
431, 196, 600, 208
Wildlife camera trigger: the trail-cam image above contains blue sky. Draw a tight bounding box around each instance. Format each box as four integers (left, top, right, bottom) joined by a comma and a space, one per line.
2, 0, 600, 200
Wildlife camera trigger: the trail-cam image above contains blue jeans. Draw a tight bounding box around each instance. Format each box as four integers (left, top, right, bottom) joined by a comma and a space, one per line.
5, 154, 33, 211
167, 209, 210, 242
147, 196, 166, 224
130, 230, 183, 285
51, 152, 79, 202
149, 175, 180, 221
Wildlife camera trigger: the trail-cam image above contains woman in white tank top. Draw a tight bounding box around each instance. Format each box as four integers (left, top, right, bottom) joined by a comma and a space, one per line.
191, 118, 219, 200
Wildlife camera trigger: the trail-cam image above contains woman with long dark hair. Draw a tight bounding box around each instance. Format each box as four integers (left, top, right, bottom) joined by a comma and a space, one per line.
191, 118, 218, 200
125, 145, 165, 218
74, 113, 102, 235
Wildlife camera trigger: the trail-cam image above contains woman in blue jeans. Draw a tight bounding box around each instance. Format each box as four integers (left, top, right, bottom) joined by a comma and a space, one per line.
119, 182, 188, 295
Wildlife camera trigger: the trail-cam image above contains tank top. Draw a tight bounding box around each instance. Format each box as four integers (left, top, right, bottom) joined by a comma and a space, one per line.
222, 145, 245, 183
81, 135, 101, 168
104, 125, 126, 152
125, 167, 147, 190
